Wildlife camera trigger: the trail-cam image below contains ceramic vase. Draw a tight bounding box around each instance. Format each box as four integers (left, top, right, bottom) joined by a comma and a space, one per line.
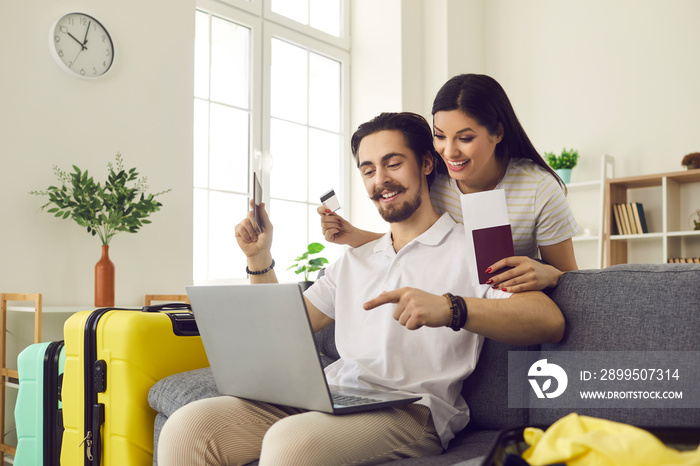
95, 244, 115, 307
555, 168, 572, 184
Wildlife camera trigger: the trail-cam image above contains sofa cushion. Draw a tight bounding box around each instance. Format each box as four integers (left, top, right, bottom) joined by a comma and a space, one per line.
314, 321, 339, 363
532, 263, 700, 427
547, 263, 700, 352
461, 338, 535, 431
148, 367, 219, 418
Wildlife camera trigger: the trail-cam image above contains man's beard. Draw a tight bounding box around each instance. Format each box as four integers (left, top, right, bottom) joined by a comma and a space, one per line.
371, 178, 423, 223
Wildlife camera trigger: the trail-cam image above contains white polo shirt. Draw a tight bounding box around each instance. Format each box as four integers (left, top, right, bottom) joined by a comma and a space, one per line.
304, 213, 511, 448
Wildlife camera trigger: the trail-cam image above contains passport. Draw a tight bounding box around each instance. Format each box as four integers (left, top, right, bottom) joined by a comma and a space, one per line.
472, 224, 514, 284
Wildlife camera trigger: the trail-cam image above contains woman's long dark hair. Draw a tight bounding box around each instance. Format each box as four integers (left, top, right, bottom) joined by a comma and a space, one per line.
431, 74, 565, 192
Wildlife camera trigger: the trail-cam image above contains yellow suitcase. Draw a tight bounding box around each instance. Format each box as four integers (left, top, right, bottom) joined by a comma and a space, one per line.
61, 304, 209, 466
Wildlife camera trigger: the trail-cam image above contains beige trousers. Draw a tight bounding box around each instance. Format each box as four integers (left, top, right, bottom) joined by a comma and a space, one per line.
157, 396, 443, 466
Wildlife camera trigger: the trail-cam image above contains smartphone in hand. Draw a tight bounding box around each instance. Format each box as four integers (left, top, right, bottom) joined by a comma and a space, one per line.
253, 173, 263, 232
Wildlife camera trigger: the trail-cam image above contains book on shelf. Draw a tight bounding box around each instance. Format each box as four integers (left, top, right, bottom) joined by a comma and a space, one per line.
614, 203, 631, 235
620, 204, 632, 234
630, 202, 648, 233
624, 204, 638, 234
667, 257, 700, 263
613, 202, 648, 235
612, 203, 623, 235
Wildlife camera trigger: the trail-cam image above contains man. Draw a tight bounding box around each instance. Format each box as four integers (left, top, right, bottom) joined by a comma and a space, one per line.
158, 112, 564, 465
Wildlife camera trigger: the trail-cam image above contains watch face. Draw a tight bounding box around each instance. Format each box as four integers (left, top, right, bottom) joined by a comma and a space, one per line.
50, 13, 114, 78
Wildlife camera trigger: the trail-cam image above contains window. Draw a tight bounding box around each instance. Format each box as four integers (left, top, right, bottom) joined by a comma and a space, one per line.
193, 0, 349, 284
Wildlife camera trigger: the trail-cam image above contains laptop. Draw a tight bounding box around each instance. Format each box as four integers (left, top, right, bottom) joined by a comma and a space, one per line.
186, 283, 421, 414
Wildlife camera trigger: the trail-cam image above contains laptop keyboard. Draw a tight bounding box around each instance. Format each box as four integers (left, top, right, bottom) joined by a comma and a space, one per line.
331, 393, 382, 407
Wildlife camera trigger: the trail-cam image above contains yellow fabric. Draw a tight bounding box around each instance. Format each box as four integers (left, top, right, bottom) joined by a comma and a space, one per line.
522, 413, 700, 466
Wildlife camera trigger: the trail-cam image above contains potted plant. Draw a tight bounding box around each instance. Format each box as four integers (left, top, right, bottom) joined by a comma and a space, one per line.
288, 242, 329, 291
681, 152, 700, 170
691, 209, 700, 231
545, 148, 579, 184
30, 153, 170, 306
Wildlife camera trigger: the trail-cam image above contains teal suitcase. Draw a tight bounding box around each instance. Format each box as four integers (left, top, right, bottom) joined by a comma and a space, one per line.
15, 341, 65, 466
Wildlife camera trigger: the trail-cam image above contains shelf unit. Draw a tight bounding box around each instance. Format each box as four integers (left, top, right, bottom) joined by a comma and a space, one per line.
568, 154, 615, 269
603, 168, 700, 266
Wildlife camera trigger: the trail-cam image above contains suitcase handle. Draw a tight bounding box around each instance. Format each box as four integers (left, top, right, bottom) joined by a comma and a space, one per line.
142, 303, 199, 336
141, 303, 191, 312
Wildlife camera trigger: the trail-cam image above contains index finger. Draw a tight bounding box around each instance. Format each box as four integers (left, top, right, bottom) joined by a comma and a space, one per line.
363, 290, 401, 310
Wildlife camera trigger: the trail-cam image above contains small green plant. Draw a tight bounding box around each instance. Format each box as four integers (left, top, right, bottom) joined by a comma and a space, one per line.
30, 153, 171, 245
691, 209, 700, 231
288, 242, 329, 281
545, 148, 579, 169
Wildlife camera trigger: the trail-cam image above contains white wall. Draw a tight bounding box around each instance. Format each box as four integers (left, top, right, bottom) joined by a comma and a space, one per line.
487, 0, 700, 181
0, 0, 195, 306
3, 0, 700, 307
351, 0, 700, 229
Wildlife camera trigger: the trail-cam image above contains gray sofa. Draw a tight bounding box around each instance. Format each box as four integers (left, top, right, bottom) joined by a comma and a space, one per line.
148, 263, 700, 465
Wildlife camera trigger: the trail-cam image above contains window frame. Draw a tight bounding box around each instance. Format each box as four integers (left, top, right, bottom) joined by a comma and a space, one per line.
193, 0, 351, 284
261, 20, 351, 203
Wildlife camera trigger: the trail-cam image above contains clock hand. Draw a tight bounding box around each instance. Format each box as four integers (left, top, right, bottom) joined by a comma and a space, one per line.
83, 20, 91, 46
71, 48, 83, 69
67, 32, 87, 50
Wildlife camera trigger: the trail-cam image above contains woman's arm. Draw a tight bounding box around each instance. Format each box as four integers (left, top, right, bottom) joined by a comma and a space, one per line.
318, 206, 383, 248
539, 238, 578, 272
487, 238, 578, 293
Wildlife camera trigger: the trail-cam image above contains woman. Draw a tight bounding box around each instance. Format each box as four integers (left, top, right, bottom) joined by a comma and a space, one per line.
320, 74, 578, 292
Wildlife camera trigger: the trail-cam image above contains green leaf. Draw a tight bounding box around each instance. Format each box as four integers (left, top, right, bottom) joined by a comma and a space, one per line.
31, 153, 170, 242
307, 242, 325, 254
309, 258, 329, 267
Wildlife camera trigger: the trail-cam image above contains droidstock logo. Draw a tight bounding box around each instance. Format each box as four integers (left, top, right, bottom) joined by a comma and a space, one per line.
528, 359, 568, 399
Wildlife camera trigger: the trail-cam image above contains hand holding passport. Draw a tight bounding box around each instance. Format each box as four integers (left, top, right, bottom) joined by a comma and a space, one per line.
461, 189, 514, 285
472, 224, 514, 284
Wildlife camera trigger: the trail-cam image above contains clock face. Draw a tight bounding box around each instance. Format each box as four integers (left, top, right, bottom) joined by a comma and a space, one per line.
50, 13, 114, 78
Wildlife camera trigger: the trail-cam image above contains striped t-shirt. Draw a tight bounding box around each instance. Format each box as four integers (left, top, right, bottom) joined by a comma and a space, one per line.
430, 158, 579, 259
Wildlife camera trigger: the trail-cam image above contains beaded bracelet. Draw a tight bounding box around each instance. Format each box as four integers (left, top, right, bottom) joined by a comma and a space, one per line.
443, 293, 468, 331
246, 259, 275, 275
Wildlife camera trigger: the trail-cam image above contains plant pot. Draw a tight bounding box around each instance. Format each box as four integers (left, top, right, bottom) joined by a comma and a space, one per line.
95, 244, 115, 307
555, 168, 572, 184
298, 281, 314, 292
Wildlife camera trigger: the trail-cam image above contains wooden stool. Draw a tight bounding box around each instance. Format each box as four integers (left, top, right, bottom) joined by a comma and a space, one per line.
144, 294, 190, 306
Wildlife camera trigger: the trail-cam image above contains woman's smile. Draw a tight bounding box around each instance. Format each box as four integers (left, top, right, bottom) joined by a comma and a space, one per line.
445, 158, 470, 172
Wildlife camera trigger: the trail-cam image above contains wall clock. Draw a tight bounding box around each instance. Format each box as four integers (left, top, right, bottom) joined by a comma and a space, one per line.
49, 12, 114, 78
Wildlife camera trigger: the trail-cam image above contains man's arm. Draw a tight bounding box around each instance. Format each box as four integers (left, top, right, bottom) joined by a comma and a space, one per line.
463, 292, 564, 345
235, 201, 335, 333
235, 200, 277, 284
363, 288, 564, 346
304, 296, 335, 334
